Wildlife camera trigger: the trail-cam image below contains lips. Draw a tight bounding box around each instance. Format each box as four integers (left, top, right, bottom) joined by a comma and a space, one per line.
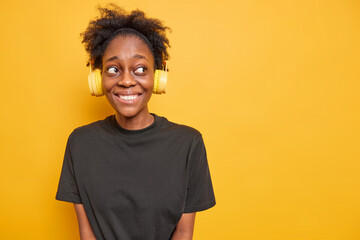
113, 91, 142, 103
114, 91, 142, 96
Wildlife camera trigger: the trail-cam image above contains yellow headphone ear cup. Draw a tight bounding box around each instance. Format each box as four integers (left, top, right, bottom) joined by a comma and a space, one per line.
153, 70, 160, 94
158, 70, 167, 94
88, 69, 104, 96
153, 69, 167, 94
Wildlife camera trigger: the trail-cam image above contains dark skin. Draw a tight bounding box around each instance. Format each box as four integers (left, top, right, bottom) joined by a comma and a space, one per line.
74, 35, 196, 239
102, 35, 155, 130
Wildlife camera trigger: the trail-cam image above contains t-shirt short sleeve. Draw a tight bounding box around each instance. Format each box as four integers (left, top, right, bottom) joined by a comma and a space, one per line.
55, 131, 82, 204
183, 134, 216, 213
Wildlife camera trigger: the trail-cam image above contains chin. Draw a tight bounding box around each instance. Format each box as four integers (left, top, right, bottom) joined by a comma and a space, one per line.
117, 111, 138, 118
115, 106, 148, 119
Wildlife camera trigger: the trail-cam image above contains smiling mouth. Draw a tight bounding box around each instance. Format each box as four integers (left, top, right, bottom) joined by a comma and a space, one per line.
114, 93, 142, 102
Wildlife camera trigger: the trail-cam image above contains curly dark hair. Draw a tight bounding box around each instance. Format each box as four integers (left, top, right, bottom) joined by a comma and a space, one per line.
80, 3, 171, 70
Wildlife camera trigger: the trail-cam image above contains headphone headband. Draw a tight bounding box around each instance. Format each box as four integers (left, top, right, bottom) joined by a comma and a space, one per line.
108, 28, 154, 57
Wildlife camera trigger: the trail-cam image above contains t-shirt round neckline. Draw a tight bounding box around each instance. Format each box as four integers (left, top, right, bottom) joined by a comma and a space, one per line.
109, 112, 162, 138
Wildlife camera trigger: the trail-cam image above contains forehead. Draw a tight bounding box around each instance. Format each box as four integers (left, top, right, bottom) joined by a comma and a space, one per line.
103, 35, 154, 62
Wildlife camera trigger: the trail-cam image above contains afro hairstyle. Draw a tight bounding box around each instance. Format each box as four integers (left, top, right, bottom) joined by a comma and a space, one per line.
80, 3, 171, 71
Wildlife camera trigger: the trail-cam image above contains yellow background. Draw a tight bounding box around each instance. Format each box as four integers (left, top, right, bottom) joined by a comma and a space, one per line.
1, 0, 359, 239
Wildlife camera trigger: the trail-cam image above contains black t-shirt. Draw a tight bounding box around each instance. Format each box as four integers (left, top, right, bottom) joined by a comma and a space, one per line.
55, 113, 216, 240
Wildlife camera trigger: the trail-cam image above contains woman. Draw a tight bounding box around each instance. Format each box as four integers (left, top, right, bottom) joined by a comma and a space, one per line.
55, 4, 216, 240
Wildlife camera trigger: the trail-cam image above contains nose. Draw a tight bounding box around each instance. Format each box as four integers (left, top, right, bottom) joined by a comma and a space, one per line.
117, 70, 136, 87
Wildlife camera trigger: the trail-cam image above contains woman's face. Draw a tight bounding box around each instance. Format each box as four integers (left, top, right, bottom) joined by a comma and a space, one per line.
101, 35, 155, 119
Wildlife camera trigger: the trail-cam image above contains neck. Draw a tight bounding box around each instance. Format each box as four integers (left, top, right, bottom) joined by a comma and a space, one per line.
115, 109, 154, 130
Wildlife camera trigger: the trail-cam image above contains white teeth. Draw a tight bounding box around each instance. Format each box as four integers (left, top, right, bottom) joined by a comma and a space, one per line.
118, 95, 139, 100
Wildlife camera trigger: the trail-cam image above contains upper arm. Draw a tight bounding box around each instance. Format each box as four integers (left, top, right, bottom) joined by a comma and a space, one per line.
55, 132, 82, 204
173, 212, 196, 238
74, 203, 96, 240
184, 134, 216, 213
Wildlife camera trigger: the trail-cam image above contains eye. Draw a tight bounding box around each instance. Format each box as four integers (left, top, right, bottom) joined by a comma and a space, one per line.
107, 67, 119, 74
134, 66, 147, 74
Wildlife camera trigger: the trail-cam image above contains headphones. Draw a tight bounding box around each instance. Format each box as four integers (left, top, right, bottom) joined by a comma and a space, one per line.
88, 61, 168, 97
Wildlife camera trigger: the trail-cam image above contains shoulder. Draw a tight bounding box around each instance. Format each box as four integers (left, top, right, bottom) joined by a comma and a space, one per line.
158, 115, 203, 141
68, 115, 113, 141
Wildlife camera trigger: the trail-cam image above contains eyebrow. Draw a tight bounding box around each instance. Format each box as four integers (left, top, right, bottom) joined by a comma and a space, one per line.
105, 56, 119, 63
104, 54, 149, 63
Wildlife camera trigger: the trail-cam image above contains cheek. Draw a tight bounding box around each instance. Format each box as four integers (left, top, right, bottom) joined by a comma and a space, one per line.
102, 78, 114, 93
146, 75, 155, 89
136, 76, 154, 91
148, 78, 154, 89
146, 81, 154, 94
